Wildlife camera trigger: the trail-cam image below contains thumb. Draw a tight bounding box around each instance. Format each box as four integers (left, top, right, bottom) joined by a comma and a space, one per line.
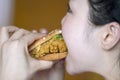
48, 60, 65, 80
28, 58, 54, 74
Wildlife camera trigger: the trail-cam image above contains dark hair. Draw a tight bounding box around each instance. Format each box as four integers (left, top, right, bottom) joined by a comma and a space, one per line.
88, 0, 120, 26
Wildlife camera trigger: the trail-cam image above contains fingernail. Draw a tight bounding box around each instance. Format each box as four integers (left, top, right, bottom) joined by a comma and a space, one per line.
39, 28, 48, 34
32, 30, 38, 33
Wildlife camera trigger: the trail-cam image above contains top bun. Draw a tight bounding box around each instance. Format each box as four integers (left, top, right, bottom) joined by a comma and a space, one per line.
29, 29, 62, 51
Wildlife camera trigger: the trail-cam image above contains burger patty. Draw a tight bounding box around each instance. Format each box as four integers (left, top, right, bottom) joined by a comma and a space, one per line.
29, 38, 67, 59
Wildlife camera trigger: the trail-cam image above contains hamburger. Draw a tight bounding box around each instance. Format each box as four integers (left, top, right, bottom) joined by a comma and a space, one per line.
29, 29, 68, 61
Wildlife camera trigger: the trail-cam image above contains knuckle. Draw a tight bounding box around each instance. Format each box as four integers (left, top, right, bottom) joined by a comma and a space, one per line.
19, 28, 25, 32
19, 28, 29, 33
0, 27, 7, 31
2, 41, 10, 50
10, 40, 20, 46
3, 40, 20, 49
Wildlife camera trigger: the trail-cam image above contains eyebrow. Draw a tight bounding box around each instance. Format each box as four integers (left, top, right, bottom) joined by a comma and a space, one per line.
67, 3, 70, 12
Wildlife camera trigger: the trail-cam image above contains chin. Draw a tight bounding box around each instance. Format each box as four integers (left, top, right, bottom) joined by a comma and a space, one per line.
65, 57, 79, 75
66, 64, 76, 75
66, 64, 86, 75
65, 55, 88, 75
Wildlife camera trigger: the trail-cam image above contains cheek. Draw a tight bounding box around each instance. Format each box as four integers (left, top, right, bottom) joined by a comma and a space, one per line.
62, 15, 74, 32
62, 15, 100, 74
62, 14, 87, 54
65, 35, 103, 75
65, 40, 90, 74
62, 23, 89, 74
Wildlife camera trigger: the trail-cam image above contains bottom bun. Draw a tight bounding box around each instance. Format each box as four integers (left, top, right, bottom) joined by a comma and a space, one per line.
38, 52, 67, 61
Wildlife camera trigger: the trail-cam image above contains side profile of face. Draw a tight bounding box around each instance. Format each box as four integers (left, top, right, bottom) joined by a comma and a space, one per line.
62, 0, 101, 74
62, 0, 120, 77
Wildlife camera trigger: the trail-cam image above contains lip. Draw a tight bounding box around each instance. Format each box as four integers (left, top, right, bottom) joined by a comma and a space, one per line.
65, 53, 69, 62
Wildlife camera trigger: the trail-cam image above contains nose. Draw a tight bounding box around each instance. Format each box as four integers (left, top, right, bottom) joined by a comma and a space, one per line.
61, 16, 66, 26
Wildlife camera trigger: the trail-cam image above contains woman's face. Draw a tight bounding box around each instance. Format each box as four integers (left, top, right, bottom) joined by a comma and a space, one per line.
62, 0, 103, 75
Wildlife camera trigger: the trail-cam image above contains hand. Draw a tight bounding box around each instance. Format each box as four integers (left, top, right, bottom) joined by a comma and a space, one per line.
0, 26, 19, 71
0, 27, 54, 80
48, 60, 65, 80
31, 60, 65, 80
0, 26, 19, 54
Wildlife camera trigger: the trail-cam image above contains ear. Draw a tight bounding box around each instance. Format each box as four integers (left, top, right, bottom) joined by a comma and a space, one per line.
101, 22, 120, 50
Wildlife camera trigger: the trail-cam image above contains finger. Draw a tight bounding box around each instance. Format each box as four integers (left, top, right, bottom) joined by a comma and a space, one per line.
39, 28, 48, 34
0, 26, 19, 45
32, 30, 38, 33
1, 41, 29, 79
20, 32, 46, 62
20, 33, 46, 45
4, 26, 19, 32
0, 26, 19, 32
29, 59, 54, 74
49, 60, 65, 80
54, 60, 65, 69
20, 33, 46, 60
6, 26, 19, 37
20, 33, 51, 73
9, 29, 30, 40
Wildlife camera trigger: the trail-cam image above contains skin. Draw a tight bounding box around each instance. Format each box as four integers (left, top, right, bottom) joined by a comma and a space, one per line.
62, 0, 120, 80
0, 0, 120, 80
0, 26, 64, 80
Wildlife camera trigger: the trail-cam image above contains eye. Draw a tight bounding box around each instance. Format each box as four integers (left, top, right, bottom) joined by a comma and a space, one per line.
67, 4, 72, 13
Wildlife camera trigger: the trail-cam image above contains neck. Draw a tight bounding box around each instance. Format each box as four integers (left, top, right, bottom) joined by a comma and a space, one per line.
94, 63, 120, 80
104, 66, 120, 80
92, 52, 120, 80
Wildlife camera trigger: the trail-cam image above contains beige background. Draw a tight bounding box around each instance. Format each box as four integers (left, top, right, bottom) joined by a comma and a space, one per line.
14, 0, 104, 80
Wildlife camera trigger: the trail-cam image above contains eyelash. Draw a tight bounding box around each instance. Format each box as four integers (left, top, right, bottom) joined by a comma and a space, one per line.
67, 4, 72, 13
